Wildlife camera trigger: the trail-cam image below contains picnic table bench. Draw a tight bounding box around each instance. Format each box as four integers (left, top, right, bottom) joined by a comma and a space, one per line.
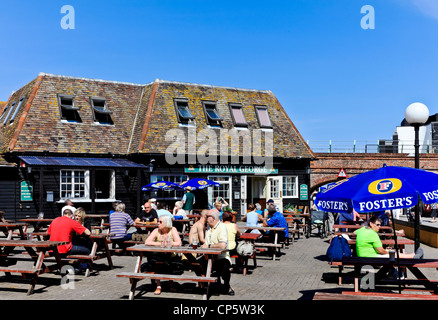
243, 226, 286, 261
117, 244, 228, 300
0, 240, 67, 295
336, 256, 438, 294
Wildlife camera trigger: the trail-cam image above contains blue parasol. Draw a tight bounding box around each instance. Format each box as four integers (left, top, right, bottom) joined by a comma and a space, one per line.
315, 164, 438, 214
179, 178, 220, 190
315, 164, 438, 293
141, 181, 183, 191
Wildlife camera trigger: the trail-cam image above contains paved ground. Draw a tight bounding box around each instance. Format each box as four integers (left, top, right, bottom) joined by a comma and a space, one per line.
1, 218, 438, 303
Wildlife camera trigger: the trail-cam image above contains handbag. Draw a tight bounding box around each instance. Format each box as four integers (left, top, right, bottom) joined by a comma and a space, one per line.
236, 241, 254, 256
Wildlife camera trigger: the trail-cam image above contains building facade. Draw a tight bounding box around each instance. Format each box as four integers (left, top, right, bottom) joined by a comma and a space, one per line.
0, 73, 315, 220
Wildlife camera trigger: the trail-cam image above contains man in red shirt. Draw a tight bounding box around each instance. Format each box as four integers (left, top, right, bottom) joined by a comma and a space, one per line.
48, 209, 91, 256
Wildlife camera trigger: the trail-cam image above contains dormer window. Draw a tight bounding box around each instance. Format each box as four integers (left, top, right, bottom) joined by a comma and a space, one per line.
229, 103, 247, 127
9, 96, 25, 124
1, 102, 15, 125
203, 101, 222, 127
58, 94, 82, 123
91, 97, 113, 125
255, 105, 272, 128
174, 99, 194, 124
0, 104, 10, 124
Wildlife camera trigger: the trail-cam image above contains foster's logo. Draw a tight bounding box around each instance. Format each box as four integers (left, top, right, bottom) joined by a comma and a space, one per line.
368, 178, 402, 195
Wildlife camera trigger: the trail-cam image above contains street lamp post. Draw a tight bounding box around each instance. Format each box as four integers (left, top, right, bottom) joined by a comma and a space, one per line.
405, 102, 429, 251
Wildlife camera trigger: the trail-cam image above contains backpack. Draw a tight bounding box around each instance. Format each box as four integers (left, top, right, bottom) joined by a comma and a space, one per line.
326, 235, 352, 263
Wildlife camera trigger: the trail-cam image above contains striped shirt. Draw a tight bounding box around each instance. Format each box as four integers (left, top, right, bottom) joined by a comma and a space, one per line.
110, 212, 134, 239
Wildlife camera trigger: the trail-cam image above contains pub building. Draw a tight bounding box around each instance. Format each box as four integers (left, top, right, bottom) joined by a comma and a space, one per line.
0, 73, 315, 221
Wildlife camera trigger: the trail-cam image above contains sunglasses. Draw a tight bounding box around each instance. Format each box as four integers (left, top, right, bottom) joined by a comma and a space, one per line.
158, 220, 164, 224
375, 223, 381, 226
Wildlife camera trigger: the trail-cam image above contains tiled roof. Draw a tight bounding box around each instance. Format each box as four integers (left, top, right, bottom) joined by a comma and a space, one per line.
0, 73, 315, 159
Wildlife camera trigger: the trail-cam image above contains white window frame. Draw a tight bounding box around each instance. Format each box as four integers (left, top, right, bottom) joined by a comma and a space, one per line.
207, 175, 232, 206
60, 170, 90, 200
282, 176, 298, 198
59, 169, 116, 202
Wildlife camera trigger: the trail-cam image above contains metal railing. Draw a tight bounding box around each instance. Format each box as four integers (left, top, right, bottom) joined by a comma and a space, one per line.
307, 140, 438, 154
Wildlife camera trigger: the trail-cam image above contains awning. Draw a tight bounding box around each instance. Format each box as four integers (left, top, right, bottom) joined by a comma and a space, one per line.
18, 156, 146, 168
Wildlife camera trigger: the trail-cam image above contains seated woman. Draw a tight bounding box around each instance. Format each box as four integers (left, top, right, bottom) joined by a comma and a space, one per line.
145, 215, 182, 295
172, 201, 187, 219
73, 207, 93, 251
242, 203, 264, 234
355, 216, 423, 259
110, 202, 135, 249
223, 211, 241, 257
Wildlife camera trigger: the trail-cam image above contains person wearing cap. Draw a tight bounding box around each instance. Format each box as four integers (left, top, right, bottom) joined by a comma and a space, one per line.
149, 198, 157, 210
263, 199, 280, 219
182, 186, 195, 216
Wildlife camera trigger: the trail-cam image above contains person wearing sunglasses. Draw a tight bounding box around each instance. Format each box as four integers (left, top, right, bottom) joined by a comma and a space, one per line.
355, 216, 423, 259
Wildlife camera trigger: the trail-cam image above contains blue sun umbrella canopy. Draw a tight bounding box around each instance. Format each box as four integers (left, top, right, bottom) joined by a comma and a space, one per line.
179, 178, 220, 190
315, 165, 438, 214
141, 181, 183, 191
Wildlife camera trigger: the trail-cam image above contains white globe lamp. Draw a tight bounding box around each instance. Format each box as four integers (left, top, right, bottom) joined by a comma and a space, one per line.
405, 102, 429, 125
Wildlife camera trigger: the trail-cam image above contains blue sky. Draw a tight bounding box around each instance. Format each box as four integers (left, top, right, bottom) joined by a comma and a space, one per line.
1, 0, 438, 148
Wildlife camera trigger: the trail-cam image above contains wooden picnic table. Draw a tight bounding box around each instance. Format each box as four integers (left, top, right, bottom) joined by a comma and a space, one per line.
341, 256, 438, 294
0, 239, 68, 295
23, 231, 116, 275
0, 222, 28, 240
19, 218, 54, 233
85, 214, 109, 228
117, 244, 228, 300
243, 226, 286, 261
333, 224, 393, 231
283, 213, 311, 237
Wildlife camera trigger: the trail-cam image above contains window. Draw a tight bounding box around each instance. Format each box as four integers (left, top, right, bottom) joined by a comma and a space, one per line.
0, 104, 10, 124
58, 94, 82, 123
2, 102, 15, 125
229, 103, 247, 127
95, 170, 115, 199
207, 176, 231, 206
150, 175, 188, 199
283, 176, 298, 198
255, 105, 272, 128
202, 101, 222, 127
8, 96, 25, 124
91, 97, 113, 125
174, 99, 194, 124
60, 169, 115, 201
60, 170, 88, 199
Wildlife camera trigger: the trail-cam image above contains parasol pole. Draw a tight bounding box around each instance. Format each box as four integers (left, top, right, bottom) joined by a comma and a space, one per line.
389, 209, 402, 294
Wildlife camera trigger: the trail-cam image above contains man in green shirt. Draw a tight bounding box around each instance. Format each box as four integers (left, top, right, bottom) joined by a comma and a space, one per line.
182, 186, 195, 215
355, 216, 422, 258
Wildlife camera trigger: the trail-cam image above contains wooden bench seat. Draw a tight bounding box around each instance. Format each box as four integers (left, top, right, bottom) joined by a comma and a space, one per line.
117, 272, 216, 300
231, 253, 257, 276
333, 257, 438, 293
313, 291, 438, 300
0, 266, 41, 274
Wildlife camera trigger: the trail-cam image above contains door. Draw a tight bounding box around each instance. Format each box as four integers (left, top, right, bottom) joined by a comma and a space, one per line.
240, 175, 247, 218
266, 176, 283, 211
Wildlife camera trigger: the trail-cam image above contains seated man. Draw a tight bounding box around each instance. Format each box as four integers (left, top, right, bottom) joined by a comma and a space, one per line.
201, 210, 234, 296
189, 209, 207, 245
355, 216, 423, 259
262, 204, 289, 243
135, 201, 158, 225
48, 208, 91, 256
